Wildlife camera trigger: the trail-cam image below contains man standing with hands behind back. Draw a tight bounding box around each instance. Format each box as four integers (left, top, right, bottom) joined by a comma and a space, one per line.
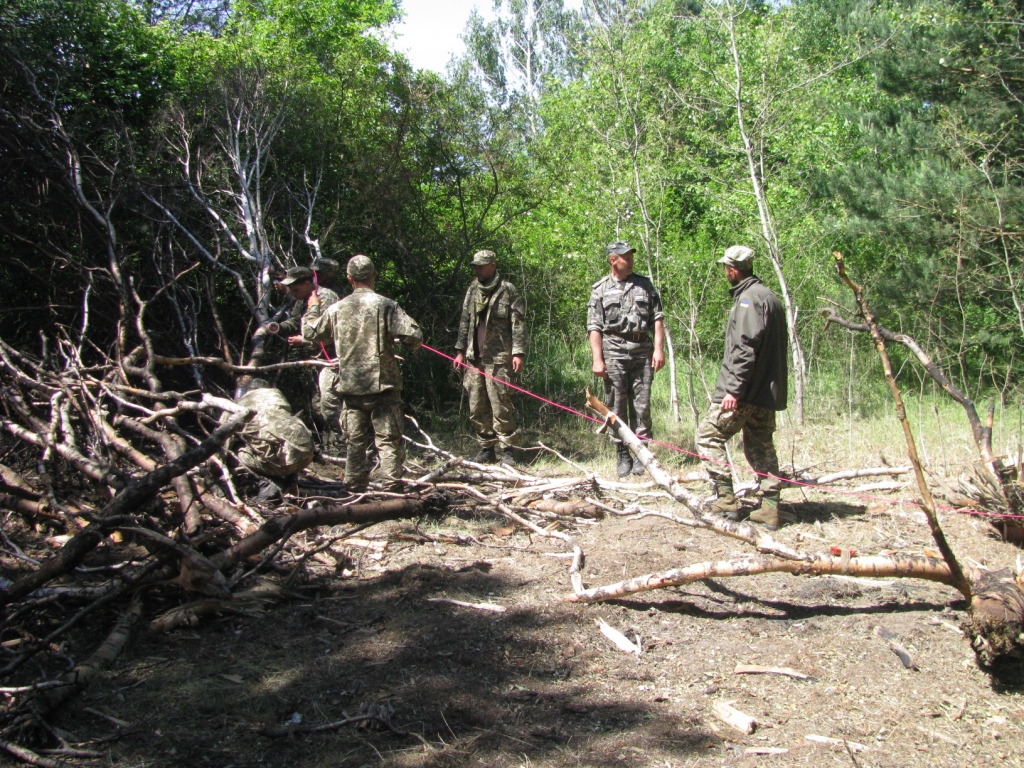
587, 241, 665, 477
453, 249, 527, 467
697, 245, 790, 530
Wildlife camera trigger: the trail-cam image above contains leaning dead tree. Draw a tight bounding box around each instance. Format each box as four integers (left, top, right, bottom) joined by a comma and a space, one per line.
823, 260, 1023, 526
572, 387, 1024, 667
567, 252, 1024, 670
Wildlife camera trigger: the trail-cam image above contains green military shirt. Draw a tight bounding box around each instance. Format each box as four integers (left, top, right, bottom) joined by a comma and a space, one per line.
586, 273, 663, 337
234, 387, 314, 477
455, 275, 526, 365
302, 287, 422, 396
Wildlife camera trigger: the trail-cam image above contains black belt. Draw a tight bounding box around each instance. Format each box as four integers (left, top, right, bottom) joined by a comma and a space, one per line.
607, 332, 650, 342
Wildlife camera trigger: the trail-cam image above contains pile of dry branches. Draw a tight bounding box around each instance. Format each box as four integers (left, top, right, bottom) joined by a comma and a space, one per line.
0, 339, 461, 764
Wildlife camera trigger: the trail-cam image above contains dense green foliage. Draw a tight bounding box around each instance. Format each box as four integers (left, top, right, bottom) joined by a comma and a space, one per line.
1, 0, 1020, 426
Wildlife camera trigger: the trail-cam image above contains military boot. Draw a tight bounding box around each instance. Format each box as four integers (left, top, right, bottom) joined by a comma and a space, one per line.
748, 493, 795, 531
709, 482, 741, 520
616, 445, 634, 477
500, 447, 519, 468
630, 454, 646, 475
255, 476, 284, 503
470, 446, 498, 464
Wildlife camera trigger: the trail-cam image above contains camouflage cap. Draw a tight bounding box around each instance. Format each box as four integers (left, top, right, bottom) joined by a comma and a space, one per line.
280, 266, 314, 286
718, 245, 755, 268
606, 241, 636, 256
346, 254, 375, 281
311, 257, 339, 275
471, 249, 497, 266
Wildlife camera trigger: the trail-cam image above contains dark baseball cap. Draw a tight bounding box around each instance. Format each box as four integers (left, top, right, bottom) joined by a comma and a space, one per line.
606, 241, 636, 256
280, 266, 314, 285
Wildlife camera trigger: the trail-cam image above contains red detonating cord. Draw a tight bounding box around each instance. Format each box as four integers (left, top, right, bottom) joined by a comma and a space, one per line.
418, 343, 1022, 520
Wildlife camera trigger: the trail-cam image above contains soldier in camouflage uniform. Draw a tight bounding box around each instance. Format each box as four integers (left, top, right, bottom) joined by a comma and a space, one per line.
233, 379, 314, 500
587, 241, 665, 477
263, 266, 341, 442
310, 258, 347, 451
697, 245, 791, 530
303, 255, 422, 492
453, 250, 527, 466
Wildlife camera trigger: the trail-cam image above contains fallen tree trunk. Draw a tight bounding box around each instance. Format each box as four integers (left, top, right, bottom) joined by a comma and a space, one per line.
209, 493, 449, 570
568, 553, 956, 603
578, 386, 1024, 667
832, 252, 972, 599
585, 389, 809, 563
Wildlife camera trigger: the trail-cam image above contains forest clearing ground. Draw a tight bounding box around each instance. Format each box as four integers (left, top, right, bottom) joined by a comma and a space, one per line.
51, 409, 1024, 768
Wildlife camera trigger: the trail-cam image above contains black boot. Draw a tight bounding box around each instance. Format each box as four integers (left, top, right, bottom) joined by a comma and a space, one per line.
631, 455, 646, 475
500, 447, 519, 468
470, 446, 498, 464
255, 476, 285, 502
616, 445, 633, 477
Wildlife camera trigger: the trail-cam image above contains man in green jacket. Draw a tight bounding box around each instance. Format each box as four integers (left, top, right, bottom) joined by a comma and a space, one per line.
302, 255, 422, 492
453, 250, 527, 466
697, 245, 791, 529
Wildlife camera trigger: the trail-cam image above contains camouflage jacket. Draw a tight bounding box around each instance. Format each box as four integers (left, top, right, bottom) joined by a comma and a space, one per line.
277, 285, 341, 359
235, 388, 314, 477
455, 276, 526, 365
711, 276, 788, 411
302, 287, 423, 396
586, 273, 663, 337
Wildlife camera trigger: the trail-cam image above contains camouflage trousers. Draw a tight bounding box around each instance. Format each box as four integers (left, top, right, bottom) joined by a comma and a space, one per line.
464, 362, 518, 449
316, 366, 347, 455
316, 366, 343, 430
342, 391, 405, 491
603, 348, 653, 444
696, 402, 783, 494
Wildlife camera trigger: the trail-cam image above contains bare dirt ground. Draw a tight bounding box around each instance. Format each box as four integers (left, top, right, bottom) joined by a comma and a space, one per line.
43, 449, 1024, 768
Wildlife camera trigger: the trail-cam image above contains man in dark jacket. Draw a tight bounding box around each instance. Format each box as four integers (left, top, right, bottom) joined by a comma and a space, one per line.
697, 245, 790, 529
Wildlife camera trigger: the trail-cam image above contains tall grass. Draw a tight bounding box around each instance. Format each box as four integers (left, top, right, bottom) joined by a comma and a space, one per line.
423, 333, 1024, 481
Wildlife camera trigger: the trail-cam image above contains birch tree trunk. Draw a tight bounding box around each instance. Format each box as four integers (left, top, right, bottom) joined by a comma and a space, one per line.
719, 0, 807, 425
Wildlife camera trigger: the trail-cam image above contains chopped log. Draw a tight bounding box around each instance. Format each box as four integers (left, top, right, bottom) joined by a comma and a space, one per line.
712, 701, 756, 734
525, 498, 604, 519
